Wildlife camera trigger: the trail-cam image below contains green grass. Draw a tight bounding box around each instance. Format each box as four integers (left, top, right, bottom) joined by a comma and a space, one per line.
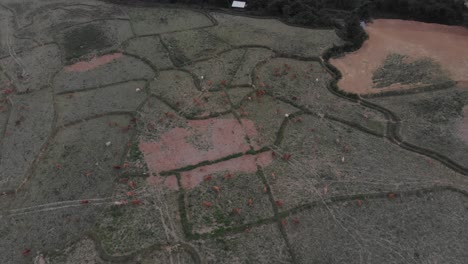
213, 207, 231, 226
128, 140, 143, 161
365, 120, 385, 136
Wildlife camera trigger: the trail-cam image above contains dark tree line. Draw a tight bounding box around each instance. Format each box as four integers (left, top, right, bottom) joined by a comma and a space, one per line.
241, 0, 465, 26
370, 0, 465, 25
245, 0, 358, 26
115, 0, 466, 27
113, 0, 466, 47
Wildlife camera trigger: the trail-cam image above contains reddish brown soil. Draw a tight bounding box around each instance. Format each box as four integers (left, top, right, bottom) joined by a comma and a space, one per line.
457, 81, 468, 89
180, 151, 272, 189
64, 53, 123, 72
460, 106, 468, 145
331, 19, 468, 94
139, 118, 257, 174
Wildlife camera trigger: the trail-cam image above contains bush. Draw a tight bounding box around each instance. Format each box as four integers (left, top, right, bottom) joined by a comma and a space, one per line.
343, 14, 367, 47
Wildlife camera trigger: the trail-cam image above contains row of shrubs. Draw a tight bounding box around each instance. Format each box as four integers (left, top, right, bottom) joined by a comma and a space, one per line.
248, 0, 465, 24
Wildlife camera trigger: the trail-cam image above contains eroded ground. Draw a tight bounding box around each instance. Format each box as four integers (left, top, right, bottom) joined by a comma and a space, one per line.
331, 19, 468, 94
0, 1, 467, 264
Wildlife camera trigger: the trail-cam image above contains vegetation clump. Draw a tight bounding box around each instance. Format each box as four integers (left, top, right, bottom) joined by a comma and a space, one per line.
372, 54, 450, 89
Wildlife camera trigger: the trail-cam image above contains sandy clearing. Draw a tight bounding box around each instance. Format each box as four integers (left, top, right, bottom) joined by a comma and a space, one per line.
331, 19, 468, 94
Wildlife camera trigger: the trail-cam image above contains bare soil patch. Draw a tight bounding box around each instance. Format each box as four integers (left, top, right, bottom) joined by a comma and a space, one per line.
64, 53, 123, 72
331, 19, 468, 94
139, 118, 257, 173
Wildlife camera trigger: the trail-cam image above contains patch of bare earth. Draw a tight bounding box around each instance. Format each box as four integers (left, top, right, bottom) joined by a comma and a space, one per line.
139, 118, 257, 174
331, 19, 468, 95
